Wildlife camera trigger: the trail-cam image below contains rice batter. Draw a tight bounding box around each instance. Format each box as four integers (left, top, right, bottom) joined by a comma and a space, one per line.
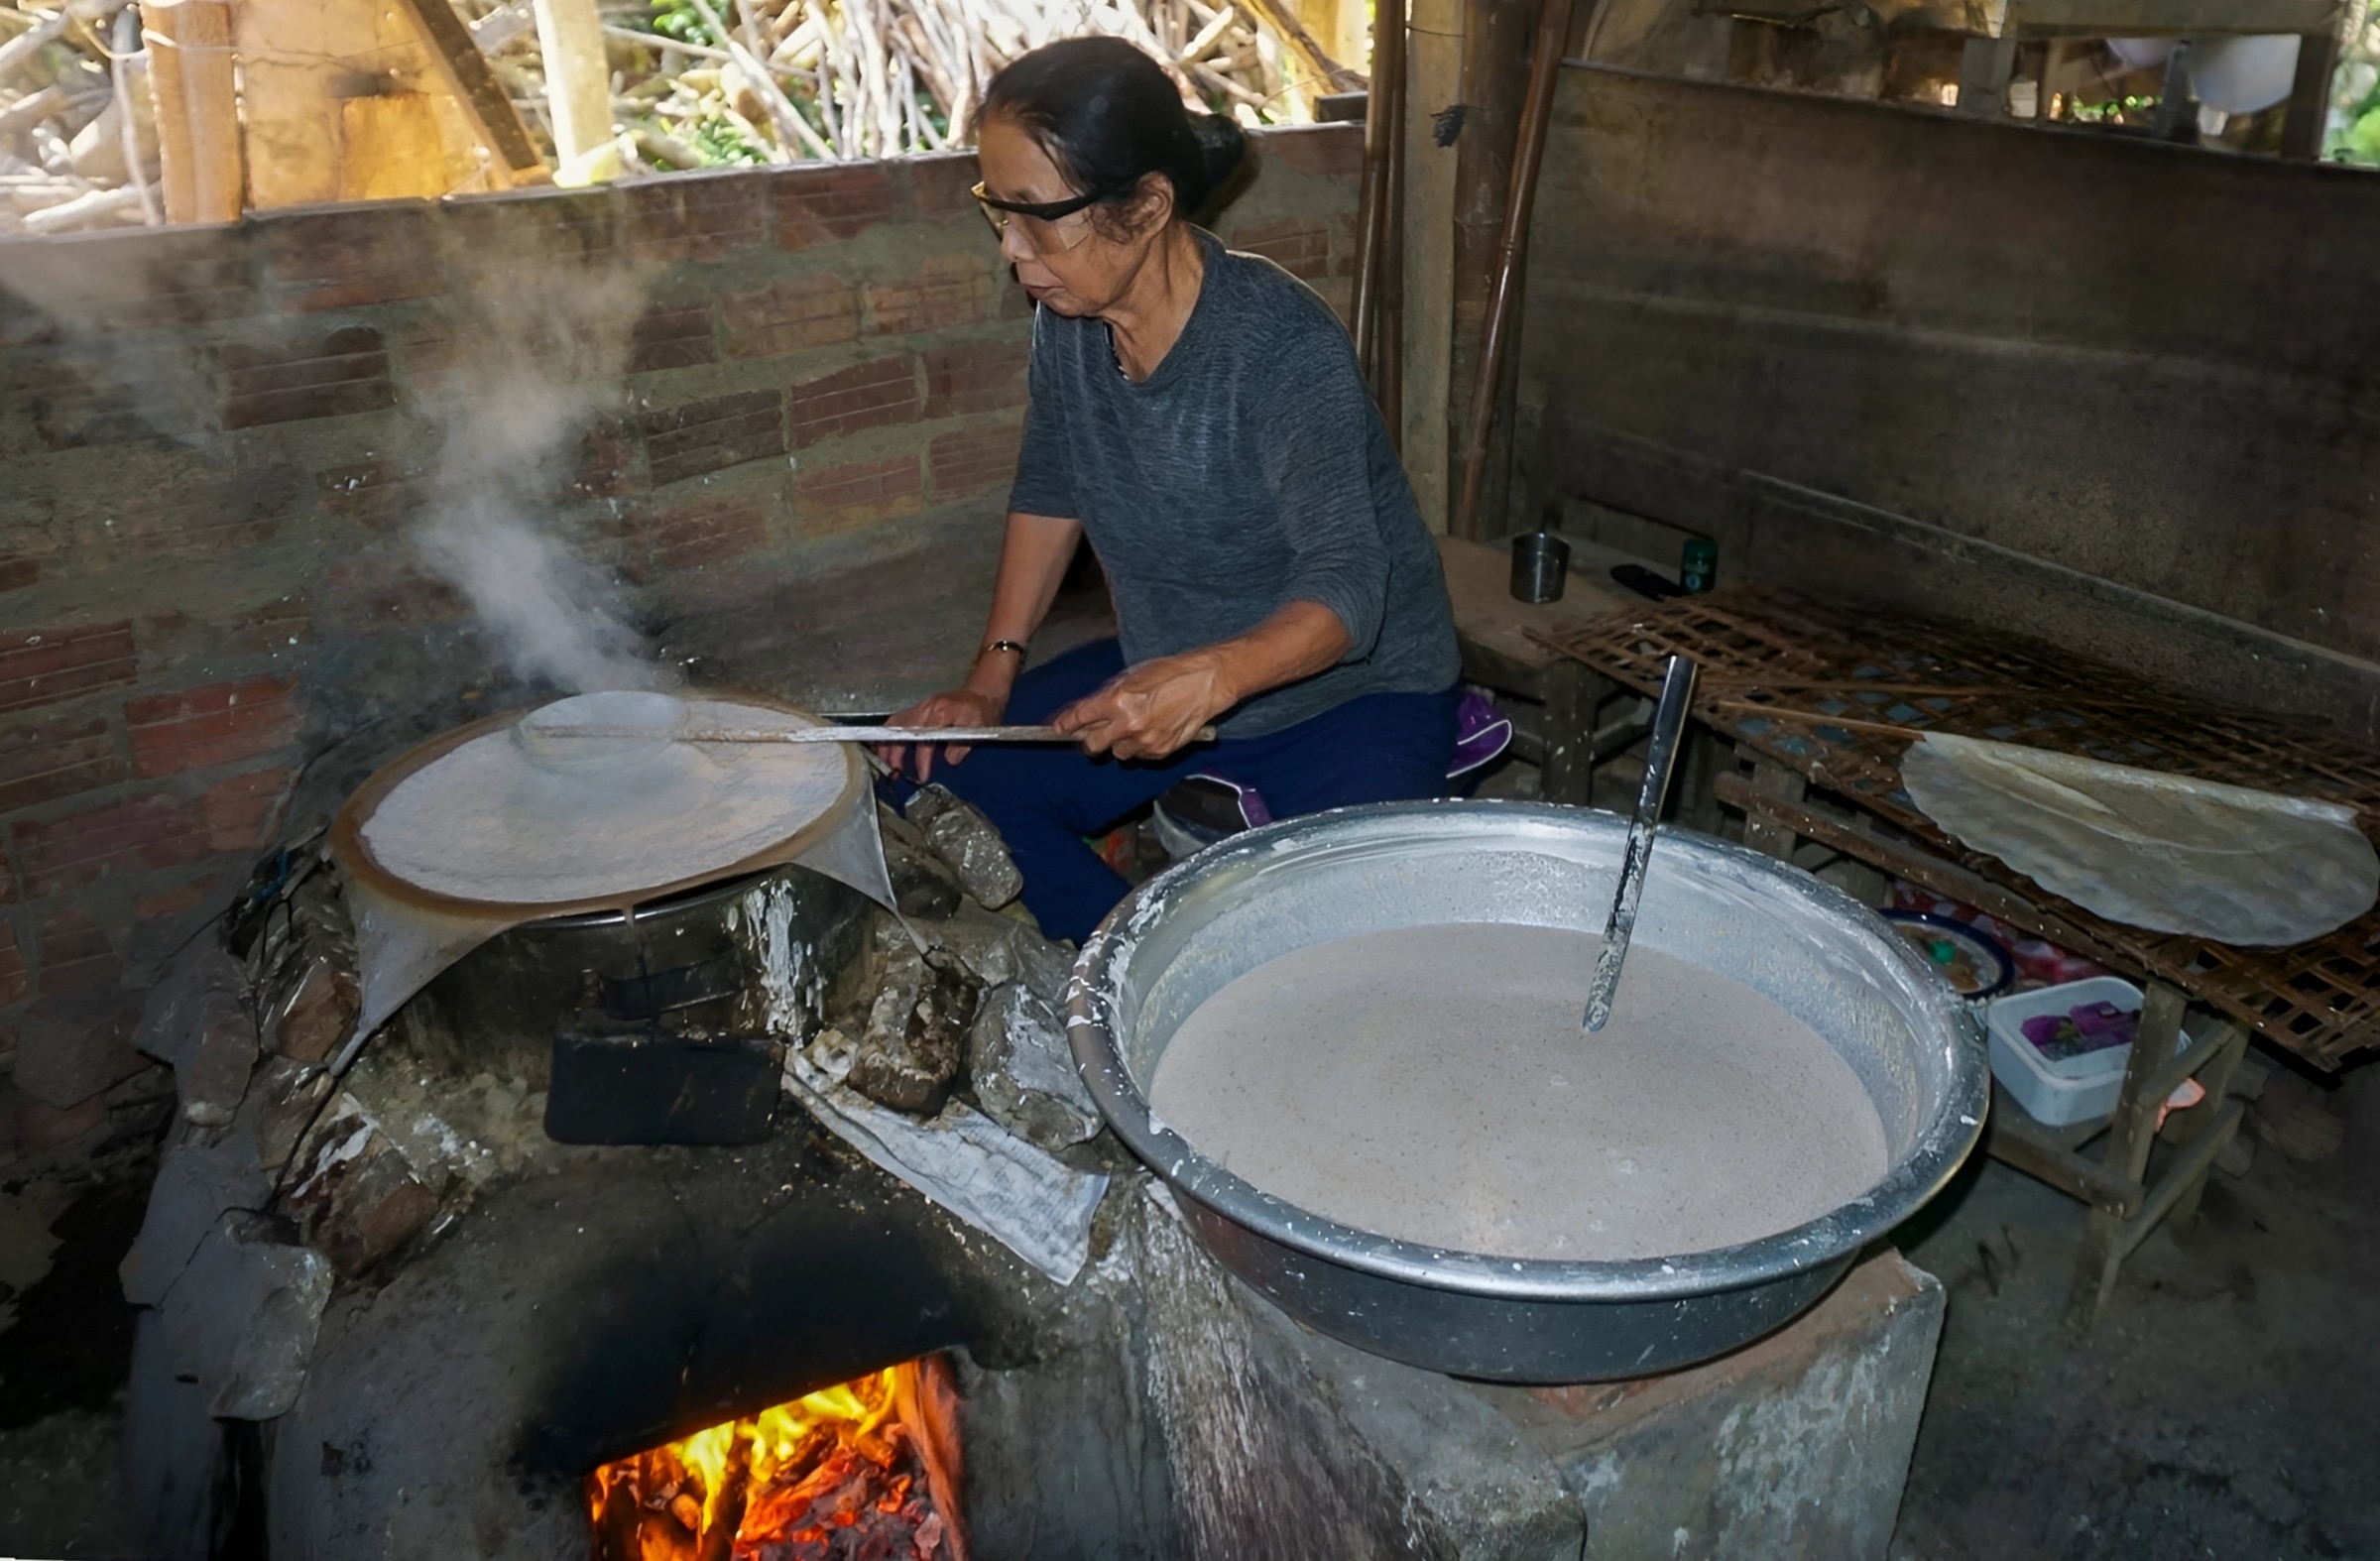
1147, 922, 1888, 1261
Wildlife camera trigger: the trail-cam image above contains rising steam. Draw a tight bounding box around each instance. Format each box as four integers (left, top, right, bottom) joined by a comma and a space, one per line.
413, 263, 668, 695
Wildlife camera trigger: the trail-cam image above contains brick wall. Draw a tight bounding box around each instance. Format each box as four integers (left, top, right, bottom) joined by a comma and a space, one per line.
0, 126, 1364, 1158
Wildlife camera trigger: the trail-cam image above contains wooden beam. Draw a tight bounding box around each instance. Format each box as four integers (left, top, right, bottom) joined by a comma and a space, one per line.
1401, 0, 1464, 533
533, 0, 612, 166
139, 0, 242, 222
393, 0, 546, 181
2280, 24, 2341, 159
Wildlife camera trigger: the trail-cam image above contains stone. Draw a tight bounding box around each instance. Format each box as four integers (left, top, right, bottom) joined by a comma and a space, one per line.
879, 807, 964, 919
230, 1055, 333, 1175
283, 1094, 439, 1277
155, 1211, 334, 1420
263, 961, 360, 1066
969, 985, 1100, 1151
120, 1140, 272, 1306
847, 945, 978, 1114
133, 942, 246, 1069
926, 901, 1072, 999
1481, 1250, 1946, 1560
905, 784, 1024, 909
1126, 1190, 1583, 1560
177, 984, 259, 1128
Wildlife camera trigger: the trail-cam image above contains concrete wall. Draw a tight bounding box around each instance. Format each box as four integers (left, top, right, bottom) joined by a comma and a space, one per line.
1514, 66, 2380, 726
0, 129, 1363, 1155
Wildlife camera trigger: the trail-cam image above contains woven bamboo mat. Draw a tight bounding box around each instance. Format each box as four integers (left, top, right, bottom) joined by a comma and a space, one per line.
1530, 588, 2380, 1069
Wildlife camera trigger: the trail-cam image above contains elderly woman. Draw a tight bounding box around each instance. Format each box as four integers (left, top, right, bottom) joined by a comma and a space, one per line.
887, 36, 1460, 943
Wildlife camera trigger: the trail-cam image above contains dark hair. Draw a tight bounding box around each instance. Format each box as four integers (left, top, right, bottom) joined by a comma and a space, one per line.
979, 38, 1250, 225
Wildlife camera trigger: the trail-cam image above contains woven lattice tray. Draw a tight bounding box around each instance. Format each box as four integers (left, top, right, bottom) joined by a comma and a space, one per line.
1531, 589, 2380, 1068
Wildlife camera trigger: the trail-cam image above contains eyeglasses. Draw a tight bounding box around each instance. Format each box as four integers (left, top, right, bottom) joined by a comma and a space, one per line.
971, 180, 1106, 254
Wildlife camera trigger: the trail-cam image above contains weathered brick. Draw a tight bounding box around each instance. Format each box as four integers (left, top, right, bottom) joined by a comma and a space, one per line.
571, 419, 642, 499
126, 676, 301, 779
721, 277, 860, 360
1259, 122, 1366, 178
0, 922, 25, 1007
135, 874, 222, 923
0, 622, 138, 716
773, 161, 904, 248
928, 420, 1024, 502
625, 172, 771, 262
905, 155, 983, 225
922, 339, 1026, 420
322, 555, 467, 629
217, 325, 395, 429
227, 595, 315, 657
257, 201, 444, 312
788, 356, 919, 447
0, 224, 260, 332
641, 498, 769, 576
796, 453, 922, 536
443, 182, 622, 269
111, 463, 305, 558
629, 301, 720, 374
13, 791, 206, 898
641, 389, 785, 486
0, 716, 125, 814
316, 459, 427, 529
863, 256, 997, 336
34, 902, 116, 997
14, 989, 143, 1109
1230, 218, 1332, 281
201, 767, 294, 852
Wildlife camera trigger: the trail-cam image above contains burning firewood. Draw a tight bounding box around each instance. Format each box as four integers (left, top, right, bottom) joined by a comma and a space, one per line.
587, 1359, 969, 1561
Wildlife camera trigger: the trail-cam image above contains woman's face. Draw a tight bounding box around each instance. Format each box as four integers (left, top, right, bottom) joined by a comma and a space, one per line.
976, 112, 1168, 317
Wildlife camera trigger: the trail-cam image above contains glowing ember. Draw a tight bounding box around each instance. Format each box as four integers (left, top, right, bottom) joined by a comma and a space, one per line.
588, 1357, 967, 1560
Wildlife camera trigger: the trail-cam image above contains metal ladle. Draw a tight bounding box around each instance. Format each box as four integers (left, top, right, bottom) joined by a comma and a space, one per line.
1584, 653, 1700, 1032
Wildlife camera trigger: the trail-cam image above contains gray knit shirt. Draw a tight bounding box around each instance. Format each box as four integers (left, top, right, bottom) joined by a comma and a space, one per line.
1007, 230, 1460, 737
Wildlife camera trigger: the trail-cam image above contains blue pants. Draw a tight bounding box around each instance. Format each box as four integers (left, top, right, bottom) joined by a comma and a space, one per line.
927, 639, 1458, 944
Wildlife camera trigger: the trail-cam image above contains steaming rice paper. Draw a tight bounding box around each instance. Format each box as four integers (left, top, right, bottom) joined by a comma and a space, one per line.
360, 696, 852, 906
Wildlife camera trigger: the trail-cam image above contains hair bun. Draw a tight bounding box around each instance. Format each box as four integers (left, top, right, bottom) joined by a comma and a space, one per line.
1189, 112, 1250, 213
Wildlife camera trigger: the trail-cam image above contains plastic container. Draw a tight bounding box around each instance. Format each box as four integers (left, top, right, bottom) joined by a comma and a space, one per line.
1985, 977, 2148, 1126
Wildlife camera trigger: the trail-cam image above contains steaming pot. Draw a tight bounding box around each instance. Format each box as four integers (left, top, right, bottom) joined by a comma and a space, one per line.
1067, 800, 1987, 1382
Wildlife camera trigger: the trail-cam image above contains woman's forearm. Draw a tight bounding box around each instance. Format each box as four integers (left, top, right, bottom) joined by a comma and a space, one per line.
1201, 600, 1353, 708
964, 511, 1085, 704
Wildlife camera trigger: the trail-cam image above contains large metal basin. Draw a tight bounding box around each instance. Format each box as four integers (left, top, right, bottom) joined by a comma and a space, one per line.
1068, 800, 1987, 1382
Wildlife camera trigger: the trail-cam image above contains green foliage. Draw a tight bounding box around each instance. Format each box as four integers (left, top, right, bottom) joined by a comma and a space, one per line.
646, 0, 716, 47
2067, 93, 2158, 124
689, 115, 769, 165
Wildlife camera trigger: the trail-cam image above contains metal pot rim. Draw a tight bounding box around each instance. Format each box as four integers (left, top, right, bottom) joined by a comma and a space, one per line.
1067, 798, 1989, 1305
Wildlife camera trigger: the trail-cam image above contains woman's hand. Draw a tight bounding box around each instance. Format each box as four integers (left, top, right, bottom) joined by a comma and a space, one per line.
878, 686, 1006, 781
1053, 652, 1233, 762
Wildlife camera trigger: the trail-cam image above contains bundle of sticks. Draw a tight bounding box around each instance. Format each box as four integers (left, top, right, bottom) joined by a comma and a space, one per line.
466, 0, 1362, 171
0, 0, 160, 235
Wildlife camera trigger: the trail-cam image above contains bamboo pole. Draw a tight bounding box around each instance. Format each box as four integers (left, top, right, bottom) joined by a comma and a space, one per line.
533, 0, 613, 165
1451, 0, 1581, 541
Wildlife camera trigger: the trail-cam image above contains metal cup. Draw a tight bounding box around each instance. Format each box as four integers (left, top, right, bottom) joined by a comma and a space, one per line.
1509, 532, 1571, 603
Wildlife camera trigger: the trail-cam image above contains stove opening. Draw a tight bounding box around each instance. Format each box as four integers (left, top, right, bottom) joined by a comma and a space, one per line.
587, 1355, 968, 1560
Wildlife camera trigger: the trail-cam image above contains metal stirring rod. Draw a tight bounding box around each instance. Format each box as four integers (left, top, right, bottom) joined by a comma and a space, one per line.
1583, 653, 1700, 1033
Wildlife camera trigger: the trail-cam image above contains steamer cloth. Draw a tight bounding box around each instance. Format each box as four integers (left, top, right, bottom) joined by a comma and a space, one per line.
333, 696, 901, 1059
1901, 733, 2379, 947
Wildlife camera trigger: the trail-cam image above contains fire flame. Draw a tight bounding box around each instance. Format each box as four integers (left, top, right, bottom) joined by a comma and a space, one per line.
588, 1358, 967, 1561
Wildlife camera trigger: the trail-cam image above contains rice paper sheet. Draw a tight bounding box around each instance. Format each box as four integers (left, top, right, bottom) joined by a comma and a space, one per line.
1899, 733, 2378, 947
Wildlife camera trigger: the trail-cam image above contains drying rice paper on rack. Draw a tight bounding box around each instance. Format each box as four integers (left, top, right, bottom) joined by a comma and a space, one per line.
1899, 732, 2379, 947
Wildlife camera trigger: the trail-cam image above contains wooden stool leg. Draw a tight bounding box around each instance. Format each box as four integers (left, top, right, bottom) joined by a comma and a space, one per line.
1739, 753, 1806, 862
2066, 981, 2187, 1332
2165, 1022, 2248, 1226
